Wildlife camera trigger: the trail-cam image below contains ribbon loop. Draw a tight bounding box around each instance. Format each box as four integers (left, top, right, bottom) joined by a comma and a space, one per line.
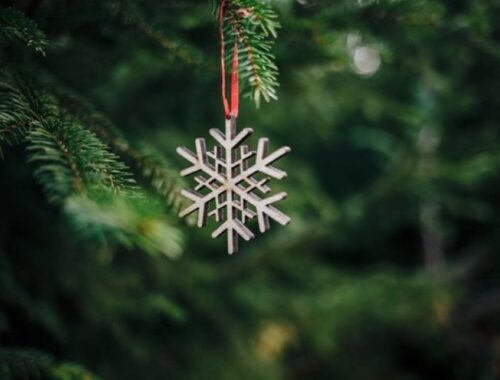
219, 0, 239, 119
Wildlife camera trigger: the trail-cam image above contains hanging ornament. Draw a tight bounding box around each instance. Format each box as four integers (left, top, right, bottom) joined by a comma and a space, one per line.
176, 0, 290, 254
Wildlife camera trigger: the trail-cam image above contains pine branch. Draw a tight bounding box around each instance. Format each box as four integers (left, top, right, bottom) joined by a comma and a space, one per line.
0, 73, 136, 201
0, 73, 183, 257
105, 0, 206, 67
222, 0, 280, 106
28, 118, 185, 256
0, 72, 54, 157
106, 0, 280, 106
0, 347, 100, 380
230, 0, 280, 37
129, 144, 189, 213
52, 362, 100, 380
27, 118, 137, 202
27, 121, 85, 200
0, 74, 134, 201
0, 7, 48, 54
52, 88, 189, 211
138, 23, 206, 67
65, 189, 183, 259
0, 348, 52, 380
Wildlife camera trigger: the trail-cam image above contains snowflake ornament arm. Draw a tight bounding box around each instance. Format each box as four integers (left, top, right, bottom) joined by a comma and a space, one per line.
177, 117, 291, 254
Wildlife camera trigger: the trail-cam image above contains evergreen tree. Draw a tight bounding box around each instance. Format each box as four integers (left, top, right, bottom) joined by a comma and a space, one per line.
1, 0, 500, 379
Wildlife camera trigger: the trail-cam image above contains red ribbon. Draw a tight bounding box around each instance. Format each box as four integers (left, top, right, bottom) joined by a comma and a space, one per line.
219, 0, 239, 119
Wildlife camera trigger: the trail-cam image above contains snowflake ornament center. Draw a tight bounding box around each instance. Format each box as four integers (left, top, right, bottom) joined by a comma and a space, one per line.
177, 117, 291, 254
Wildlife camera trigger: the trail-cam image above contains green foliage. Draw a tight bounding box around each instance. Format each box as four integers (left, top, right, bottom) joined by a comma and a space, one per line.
222, 0, 280, 106
130, 144, 188, 212
0, 348, 52, 380
27, 119, 136, 202
0, 348, 99, 380
0, 7, 48, 54
50, 88, 188, 210
0, 74, 136, 200
105, 0, 206, 67
65, 190, 183, 258
0, 70, 185, 257
27, 121, 134, 200
52, 363, 99, 380
0, 70, 182, 257
0, 75, 34, 157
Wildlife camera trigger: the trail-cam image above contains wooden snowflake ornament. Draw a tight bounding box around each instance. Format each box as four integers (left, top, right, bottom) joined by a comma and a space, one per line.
177, 117, 291, 254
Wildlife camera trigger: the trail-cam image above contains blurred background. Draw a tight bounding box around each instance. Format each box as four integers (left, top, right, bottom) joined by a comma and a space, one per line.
1, 0, 500, 379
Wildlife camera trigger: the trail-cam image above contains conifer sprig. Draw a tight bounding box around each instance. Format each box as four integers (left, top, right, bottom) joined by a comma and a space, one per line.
0, 74, 136, 201
53, 88, 188, 211
129, 144, 188, 213
0, 79, 34, 157
107, 0, 281, 106
65, 190, 183, 259
27, 119, 137, 202
0, 347, 100, 380
0, 7, 48, 54
221, 0, 280, 106
105, 0, 206, 67
0, 73, 183, 257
